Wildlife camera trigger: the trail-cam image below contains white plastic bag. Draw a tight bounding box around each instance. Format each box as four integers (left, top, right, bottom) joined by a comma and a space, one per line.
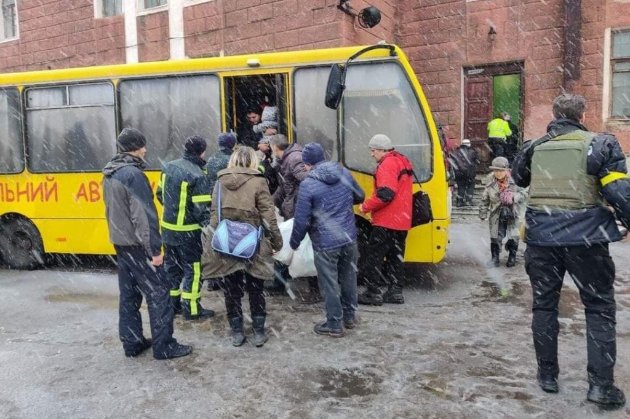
288, 233, 317, 278
273, 218, 294, 265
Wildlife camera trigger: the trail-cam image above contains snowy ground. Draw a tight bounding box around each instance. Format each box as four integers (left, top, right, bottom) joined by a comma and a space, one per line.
1, 219, 629, 418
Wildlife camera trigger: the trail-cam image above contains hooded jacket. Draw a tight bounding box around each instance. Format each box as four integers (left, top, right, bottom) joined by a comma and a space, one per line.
512, 118, 630, 246
272, 143, 307, 219
102, 153, 162, 257
361, 150, 414, 231
156, 152, 211, 246
201, 167, 283, 280
290, 161, 365, 251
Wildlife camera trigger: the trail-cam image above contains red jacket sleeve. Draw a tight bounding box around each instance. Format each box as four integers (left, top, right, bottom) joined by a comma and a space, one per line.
362, 156, 400, 213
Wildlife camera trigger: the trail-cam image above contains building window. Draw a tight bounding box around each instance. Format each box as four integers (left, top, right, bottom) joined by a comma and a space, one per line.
101, 0, 122, 17
611, 30, 630, 119
142, 0, 167, 9
1, 0, 18, 41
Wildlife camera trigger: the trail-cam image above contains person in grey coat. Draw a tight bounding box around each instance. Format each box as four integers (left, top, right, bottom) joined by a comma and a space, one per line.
102, 128, 192, 360
479, 156, 526, 267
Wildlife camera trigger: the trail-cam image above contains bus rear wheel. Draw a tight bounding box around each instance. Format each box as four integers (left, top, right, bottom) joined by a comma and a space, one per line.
0, 216, 45, 270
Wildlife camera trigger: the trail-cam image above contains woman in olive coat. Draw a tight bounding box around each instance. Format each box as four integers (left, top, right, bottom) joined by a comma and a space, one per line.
201, 147, 283, 347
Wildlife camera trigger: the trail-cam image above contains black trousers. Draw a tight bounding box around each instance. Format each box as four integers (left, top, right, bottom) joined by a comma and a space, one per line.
455, 175, 475, 205
164, 236, 203, 314
488, 137, 506, 159
363, 226, 408, 293
115, 245, 176, 356
222, 270, 266, 320
525, 244, 617, 385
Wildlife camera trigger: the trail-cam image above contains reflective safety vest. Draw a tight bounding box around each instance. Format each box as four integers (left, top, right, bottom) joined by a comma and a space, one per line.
488, 118, 512, 140
158, 158, 211, 233
528, 130, 602, 211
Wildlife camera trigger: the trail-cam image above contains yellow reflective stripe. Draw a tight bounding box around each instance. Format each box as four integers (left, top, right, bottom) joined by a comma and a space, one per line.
160, 220, 201, 231
181, 292, 195, 299
177, 181, 189, 226
600, 171, 628, 187
258, 164, 266, 174
192, 195, 212, 203
191, 262, 201, 315
170, 289, 182, 297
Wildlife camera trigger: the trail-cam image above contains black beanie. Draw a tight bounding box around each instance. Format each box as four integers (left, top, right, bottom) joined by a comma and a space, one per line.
117, 128, 147, 152
184, 135, 207, 155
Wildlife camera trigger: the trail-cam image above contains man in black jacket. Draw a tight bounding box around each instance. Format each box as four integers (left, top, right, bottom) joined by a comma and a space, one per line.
449, 139, 479, 207
512, 94, 629, 407
103, 128, 192, 360
158, 136, 214, 320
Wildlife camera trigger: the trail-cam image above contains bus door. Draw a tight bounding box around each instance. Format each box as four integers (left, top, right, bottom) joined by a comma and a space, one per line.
223, 73, 288, 139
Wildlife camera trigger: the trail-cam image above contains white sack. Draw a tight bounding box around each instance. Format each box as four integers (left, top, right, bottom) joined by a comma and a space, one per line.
273, 218, 294, 265
288, 233, 317, 278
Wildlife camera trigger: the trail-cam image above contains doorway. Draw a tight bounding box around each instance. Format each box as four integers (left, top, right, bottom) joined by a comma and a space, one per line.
223, 74, 288, 139
463, 62, 523, 171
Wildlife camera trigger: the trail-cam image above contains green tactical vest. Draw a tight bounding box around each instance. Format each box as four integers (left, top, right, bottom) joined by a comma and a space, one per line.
528, 130, 602, 211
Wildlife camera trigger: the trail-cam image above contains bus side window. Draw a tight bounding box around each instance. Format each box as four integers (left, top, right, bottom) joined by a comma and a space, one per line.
119, 75, 221, 169
0, 88, 23, 174
293, 67, 338, 160
25, 83, 116, 173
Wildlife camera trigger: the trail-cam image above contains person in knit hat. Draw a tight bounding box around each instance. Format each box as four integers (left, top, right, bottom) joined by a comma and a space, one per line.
117, 127, 147, 152
103, 128, 192, 359
206, 132, 237, 194
157, 135, 215, 320
358, 134, 414, 306
290, 142, 365, 337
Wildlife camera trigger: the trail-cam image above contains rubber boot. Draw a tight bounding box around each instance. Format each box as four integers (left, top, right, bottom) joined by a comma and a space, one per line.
506, 239, 518, 268
490, 242, 500, 267
251, 316, 268, 347
228, 317, 246, 347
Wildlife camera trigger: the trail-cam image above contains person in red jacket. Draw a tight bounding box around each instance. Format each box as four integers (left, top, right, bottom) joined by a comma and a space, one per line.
358, 134, 413, 305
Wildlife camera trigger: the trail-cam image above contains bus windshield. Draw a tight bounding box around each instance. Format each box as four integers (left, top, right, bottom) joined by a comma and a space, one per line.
342, 61, 432, 180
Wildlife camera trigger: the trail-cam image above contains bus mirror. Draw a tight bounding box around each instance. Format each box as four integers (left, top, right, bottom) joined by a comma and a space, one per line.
325, 64, 346, 110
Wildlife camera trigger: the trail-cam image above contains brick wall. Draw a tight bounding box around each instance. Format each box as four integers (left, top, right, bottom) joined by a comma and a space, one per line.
0, 0, 124, 73
137, 10, 170, 62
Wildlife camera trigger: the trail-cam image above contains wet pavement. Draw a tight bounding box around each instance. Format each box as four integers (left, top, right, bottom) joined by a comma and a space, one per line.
1, 219, 629, 418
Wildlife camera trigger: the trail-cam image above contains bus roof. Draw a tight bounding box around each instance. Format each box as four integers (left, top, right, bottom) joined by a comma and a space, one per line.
0, 44, 403, 86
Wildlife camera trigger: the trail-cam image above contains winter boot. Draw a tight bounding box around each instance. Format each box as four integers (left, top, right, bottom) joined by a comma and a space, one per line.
358, 289, 383, 306
228, 317, 246, 347
251, 316, 268, 347
490, 243, 500, 267
183, 300, 215, 321
587, 384, 626, 407
506, 240, 518, 268
382, 285, 404, 304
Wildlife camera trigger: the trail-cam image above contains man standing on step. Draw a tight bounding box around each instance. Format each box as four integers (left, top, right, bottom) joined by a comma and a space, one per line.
358, 134, 413, 306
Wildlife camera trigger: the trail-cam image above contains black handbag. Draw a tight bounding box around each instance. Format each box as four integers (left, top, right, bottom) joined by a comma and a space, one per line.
498, 205, 516, 223
407, 169, 433, 227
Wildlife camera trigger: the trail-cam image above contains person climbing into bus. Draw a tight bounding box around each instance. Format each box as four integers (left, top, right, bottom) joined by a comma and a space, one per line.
157, 135, 215, 321
358, 134, 413, 306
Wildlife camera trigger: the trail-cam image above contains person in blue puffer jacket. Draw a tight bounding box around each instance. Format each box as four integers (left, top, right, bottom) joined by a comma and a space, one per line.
290, 143, 365, 338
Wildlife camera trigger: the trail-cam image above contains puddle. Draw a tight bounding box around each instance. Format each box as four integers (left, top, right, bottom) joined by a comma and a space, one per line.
314, 367, 383, 398
477, 280, 526, 304
46, 292, 118, 309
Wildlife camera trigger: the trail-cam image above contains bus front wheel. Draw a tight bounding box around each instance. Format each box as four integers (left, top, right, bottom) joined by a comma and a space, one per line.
0, 216, 45, 270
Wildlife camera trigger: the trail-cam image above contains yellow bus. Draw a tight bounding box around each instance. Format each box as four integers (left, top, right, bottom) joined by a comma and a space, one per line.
0, 44, 449, 270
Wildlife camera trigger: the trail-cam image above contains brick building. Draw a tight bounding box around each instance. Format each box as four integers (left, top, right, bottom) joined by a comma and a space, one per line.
1, 0, 629, 155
